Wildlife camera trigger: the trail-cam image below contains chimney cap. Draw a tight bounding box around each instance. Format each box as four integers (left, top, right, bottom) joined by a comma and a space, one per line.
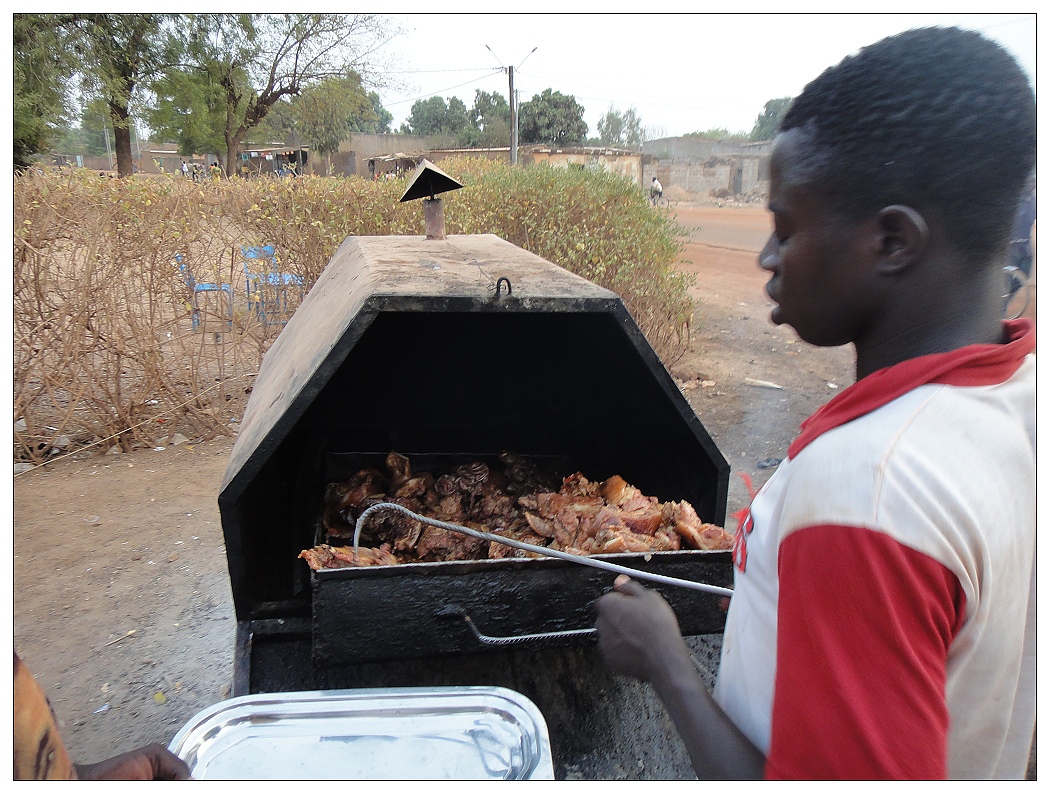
399, 158, 464, 202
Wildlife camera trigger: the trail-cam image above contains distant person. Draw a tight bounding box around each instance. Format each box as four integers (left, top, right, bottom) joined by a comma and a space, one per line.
650, 176, 663, 201
595, 26, 1035, 779
181, 159, 189, 179
14, 652, 191, 780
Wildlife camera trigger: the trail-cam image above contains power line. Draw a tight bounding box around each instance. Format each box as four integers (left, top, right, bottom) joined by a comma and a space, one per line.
382, 69, 503, 108
383, 67, 500, 75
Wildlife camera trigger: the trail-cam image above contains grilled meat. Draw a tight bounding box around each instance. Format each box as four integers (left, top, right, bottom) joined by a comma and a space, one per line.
301, 453, 733, 570
298, 543, 398, 570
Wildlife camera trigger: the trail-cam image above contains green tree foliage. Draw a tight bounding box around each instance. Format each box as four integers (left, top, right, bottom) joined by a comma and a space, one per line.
291, 75, 374, 170
157, 14, 397, 177
402, 95, 471, 137
147, 63, 232, 160
517, 89, 588, 146
69, 14, 175, 177
471, 90, 510, 128
52, 98, 113, 158
456, 90, 510, 148
13, 14, 77, 168
597, 105, 644, 148
749, 96, 793, 142
349, 92, 393, 134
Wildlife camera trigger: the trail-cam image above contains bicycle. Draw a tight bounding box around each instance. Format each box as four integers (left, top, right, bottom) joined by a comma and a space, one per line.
1002, 264, 1031, 320
649, 193, 670, 209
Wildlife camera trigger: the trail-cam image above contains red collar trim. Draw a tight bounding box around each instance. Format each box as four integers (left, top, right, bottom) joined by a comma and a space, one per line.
788, 319, 1035, 459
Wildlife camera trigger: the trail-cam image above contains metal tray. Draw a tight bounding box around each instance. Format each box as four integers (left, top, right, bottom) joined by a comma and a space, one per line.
168, 686, 555, 780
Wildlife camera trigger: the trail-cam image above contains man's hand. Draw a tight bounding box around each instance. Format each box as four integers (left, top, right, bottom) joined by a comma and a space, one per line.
594, 574, 692, 682
594, 575, 766, 778
75, 743, 192, 780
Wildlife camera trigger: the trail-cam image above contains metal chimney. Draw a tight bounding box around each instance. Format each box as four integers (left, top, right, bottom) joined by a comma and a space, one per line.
399, 158, 465, 240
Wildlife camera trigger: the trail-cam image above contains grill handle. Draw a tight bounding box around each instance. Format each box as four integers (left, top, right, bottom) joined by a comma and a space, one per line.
437, 607, 596, 647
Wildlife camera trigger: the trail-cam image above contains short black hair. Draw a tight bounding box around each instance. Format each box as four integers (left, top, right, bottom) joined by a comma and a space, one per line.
780, 26, 1036, 267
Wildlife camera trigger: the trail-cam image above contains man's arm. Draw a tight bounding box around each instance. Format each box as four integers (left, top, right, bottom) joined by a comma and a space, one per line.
594, 576, 766, 779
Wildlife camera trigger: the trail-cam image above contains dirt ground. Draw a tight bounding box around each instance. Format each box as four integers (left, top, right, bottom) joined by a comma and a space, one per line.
10, 203, 1031, 773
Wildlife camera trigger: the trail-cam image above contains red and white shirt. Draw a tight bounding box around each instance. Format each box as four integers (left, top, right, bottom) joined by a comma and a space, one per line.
714, 319, 1036, 779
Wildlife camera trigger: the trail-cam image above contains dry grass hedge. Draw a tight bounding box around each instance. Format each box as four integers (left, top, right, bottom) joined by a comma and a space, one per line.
13, 160, 691, 465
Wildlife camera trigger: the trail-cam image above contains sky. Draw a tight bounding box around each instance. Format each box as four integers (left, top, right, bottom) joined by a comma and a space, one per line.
373, 11, 1037, 140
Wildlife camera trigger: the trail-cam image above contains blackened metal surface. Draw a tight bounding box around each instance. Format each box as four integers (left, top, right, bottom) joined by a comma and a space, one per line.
399, 158, 464, 202
311, 551, 732, 665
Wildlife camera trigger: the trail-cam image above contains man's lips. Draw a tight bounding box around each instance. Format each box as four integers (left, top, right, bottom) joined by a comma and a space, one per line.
765, 278, 784, 324
765, 277, 779, 304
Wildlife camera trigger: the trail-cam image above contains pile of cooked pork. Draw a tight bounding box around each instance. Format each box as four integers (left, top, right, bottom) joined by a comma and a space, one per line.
299, 451, 734, 571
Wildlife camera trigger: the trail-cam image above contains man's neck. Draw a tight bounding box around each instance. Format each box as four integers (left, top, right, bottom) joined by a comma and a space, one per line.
854, 264, 1006, 380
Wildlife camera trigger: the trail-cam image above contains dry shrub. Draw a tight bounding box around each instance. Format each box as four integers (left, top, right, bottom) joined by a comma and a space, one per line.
13, 162, 693, 464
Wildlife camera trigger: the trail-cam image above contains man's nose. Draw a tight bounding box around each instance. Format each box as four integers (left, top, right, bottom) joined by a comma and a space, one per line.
759, 235, 779, 272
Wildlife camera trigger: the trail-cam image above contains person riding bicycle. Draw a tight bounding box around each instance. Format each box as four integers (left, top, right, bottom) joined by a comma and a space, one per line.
651, 176, 664, 202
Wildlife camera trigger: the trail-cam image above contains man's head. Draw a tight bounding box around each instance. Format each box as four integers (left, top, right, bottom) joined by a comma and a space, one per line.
777, 26, 1035, 270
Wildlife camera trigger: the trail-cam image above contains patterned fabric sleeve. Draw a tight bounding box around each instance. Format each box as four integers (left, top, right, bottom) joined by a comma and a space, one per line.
13, 652, 78, 780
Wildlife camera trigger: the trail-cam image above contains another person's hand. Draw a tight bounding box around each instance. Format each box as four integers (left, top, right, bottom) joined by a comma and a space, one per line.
75, 743, 192, 780
594, 574, 690, 682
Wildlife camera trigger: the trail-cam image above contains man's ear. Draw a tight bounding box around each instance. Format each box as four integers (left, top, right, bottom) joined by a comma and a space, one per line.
874, 205, 929, 274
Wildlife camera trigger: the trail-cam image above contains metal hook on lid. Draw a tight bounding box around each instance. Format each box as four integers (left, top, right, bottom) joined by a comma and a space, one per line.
495, 277, 512, 297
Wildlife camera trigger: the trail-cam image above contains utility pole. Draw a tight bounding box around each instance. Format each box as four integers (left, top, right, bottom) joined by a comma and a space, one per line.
508, 65, 517, 165
487, 45, 536, 167
103, 123, 113, 171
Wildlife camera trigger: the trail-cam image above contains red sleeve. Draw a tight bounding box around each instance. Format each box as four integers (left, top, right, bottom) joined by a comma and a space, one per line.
764, 525, 965, 780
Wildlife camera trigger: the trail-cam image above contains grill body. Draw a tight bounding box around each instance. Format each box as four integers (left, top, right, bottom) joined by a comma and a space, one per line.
218, 234, 732, 778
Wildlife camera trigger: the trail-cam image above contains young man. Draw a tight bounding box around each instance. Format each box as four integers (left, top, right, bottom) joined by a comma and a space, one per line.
594, 26, 1036, 780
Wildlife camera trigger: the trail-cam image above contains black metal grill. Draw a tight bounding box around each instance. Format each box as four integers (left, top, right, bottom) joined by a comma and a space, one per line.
217, 233, 731, 778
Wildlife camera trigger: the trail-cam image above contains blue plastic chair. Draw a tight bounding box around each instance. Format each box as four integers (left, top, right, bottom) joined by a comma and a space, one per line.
176, 254, 232, 331
240, 245, 305, 329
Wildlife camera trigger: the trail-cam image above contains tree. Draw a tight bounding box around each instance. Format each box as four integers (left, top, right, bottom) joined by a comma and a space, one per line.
13, 14, 77, 168
517, 89, 588, 146
349, 92, 393, 134
245, 76, 390, 173
456, 90, 510, 148
69, 14, 175, 178
750, 96, 793, 142
52, 97, 113, 158
292, 75, 373, 171
597, 105, 644, 148
146, 63, 231, 160
471, 90, 509, 131
160, 14, 399, 177
402, 95, 471, 137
